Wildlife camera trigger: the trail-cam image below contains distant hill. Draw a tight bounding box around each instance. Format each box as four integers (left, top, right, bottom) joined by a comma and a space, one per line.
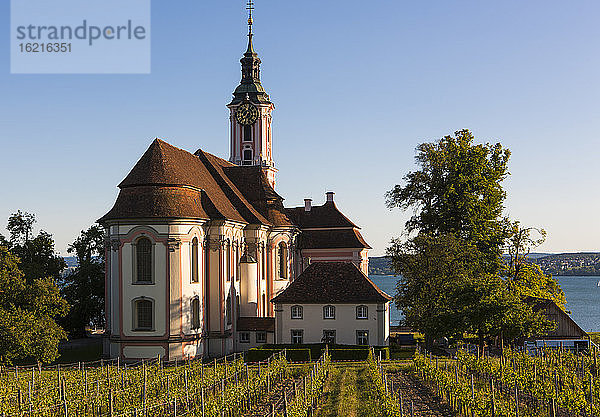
63, 256, 78, 268
369, 256, 394, 275
369, 252, 600, 276
525, 253, 555, 259
533, 252, 600, 276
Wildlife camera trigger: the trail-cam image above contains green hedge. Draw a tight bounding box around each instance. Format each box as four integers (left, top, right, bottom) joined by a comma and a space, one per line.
245, 344, 393, 362
245, 349, 280, 362
330, 349, 369, 361
244, 348, 312, 362
389, 347, 416, 360
284, 349, 312, 362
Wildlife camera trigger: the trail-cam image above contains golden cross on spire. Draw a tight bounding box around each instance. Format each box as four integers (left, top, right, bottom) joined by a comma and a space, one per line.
246, 0, 255, 35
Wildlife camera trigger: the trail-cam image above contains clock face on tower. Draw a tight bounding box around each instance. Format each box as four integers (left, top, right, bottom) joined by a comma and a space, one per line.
235, 103, 259, 125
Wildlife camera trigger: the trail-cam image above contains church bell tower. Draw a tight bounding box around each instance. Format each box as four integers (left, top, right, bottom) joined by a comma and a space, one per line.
228, 1, 277, 188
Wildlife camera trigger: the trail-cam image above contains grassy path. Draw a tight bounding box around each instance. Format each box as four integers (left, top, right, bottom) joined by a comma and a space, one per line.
316, 363, 381, 417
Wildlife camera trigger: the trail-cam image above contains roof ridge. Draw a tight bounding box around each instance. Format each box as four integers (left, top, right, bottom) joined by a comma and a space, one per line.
195, 149, 271, 225
271, 261, 390, 304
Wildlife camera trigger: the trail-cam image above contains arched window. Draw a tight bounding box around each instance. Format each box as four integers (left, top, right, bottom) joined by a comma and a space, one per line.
226, 295, 232, 325
191, 297, 200, 329
133, 298, 153, 330
277, 242, 288, 279
136, 237, 152, 283
243, 125, 252, 142
226, 241, 231, 282
323, 305, 336, 320
235, 243, 240, 281
191, 237, 199, 283
291, 305, 303, 319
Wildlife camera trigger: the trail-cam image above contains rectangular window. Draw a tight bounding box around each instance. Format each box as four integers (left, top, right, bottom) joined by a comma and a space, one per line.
323, 305, 336, 320
256, 331, 267, 344
356, 330, 369, 346
323, 330, 336, 344
239, 332, 250, 343
291, 305, 303, 319
291, 329, 303, 344
356, 305, 368, 320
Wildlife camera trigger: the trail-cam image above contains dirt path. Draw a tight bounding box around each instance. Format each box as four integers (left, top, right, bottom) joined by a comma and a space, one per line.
242, 376, 301, 417
386, 369, 456, 417
315, 363, 455, 417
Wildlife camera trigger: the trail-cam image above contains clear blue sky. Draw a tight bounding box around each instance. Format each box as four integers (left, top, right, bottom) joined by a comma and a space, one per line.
1, 0, 599, 256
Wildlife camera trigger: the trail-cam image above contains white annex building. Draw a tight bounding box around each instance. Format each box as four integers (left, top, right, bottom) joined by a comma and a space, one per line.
100, 14, 390, 360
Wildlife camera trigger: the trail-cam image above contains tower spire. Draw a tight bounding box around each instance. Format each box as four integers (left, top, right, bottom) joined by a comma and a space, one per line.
230, 0, 270, 105
246, 0, 255, 54
247, 0, 254, 35
228, 0, 277, 187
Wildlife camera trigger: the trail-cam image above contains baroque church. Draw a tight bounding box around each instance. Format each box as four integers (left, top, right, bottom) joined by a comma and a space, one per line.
100, 12, 388, 360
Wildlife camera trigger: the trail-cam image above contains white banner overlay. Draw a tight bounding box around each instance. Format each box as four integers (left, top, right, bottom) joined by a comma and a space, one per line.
11, 0, 151, 74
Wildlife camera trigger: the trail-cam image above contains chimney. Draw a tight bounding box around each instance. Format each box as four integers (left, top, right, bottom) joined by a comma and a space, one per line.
326, 191, 335, 203
304, 199, 312, 212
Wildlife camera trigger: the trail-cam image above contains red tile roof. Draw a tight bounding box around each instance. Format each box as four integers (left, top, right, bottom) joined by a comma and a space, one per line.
223, 165, 295, 227
298, 229, 371, 249
285, 202, 358, 229
100, 139, 369, 254
237, 317, 275, 332
271, 262, 391, 304
100, 139, 275, 225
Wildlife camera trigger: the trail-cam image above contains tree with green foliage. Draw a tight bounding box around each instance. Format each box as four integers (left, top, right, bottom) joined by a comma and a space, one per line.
7, 210, 36, 245
386, 130, 560, 349
6, 211, 65, 284
386, 129, 511, 271
0, 245, 68, 364
503, 221, 566, 310
389, 233, 483, 346
61, 225, 106, 337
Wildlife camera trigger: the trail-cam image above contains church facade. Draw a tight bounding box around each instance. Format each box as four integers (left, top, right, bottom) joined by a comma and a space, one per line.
100, 22, 379, 360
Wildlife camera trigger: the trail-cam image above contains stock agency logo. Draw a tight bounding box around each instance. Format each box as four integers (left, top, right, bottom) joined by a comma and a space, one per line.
16, 20, 147, 47
10, 0, 151, 74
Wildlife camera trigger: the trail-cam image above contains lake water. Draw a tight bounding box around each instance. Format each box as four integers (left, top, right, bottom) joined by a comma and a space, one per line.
369, 275, 600, 332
